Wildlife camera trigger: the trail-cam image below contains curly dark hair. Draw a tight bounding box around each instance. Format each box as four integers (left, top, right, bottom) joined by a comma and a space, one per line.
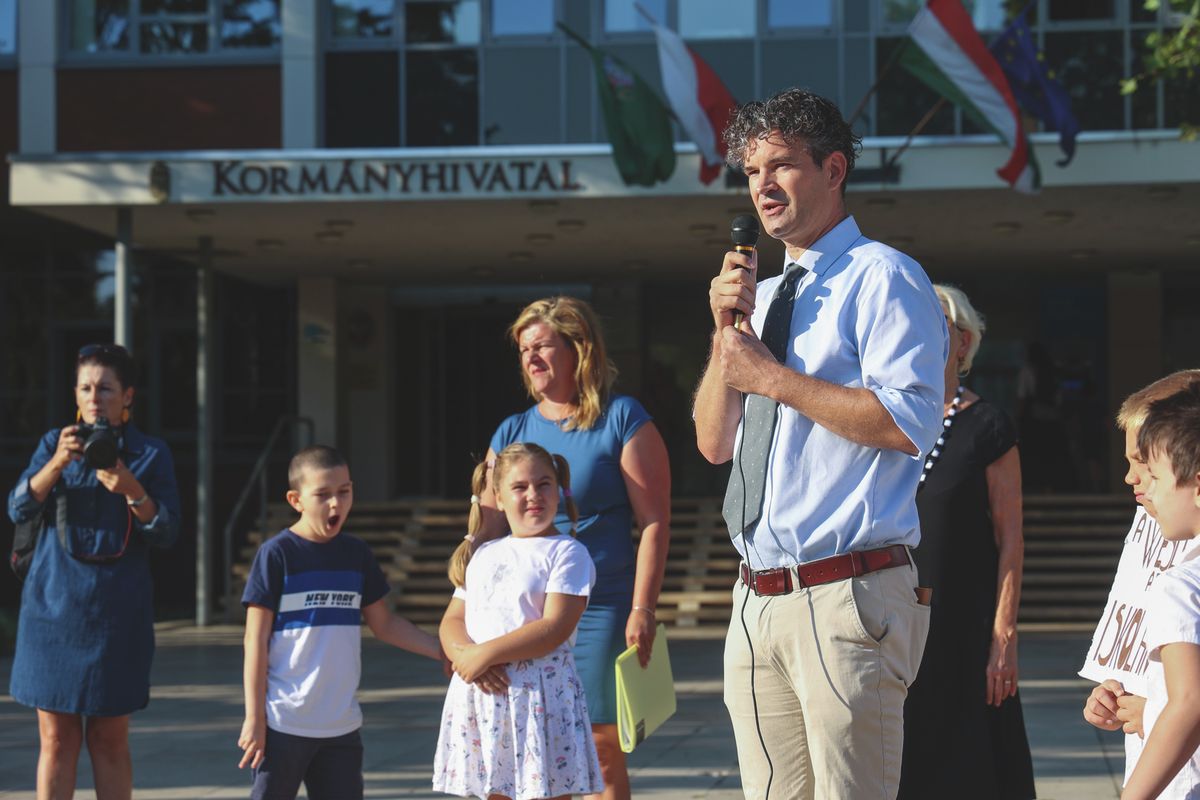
722, 88, 861, 183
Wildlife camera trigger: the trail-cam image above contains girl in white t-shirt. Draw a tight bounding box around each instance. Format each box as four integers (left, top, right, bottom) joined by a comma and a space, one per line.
433, 442, 603, 800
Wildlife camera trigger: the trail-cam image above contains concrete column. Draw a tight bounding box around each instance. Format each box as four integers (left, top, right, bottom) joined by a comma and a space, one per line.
114, 208, 133, 348
18, 0, 56, 153
196, 239, 215, 626
339, 287, 393, 501
298, 277, 338, 446
281, 0, 321, 148
1107, 269, 1162, 490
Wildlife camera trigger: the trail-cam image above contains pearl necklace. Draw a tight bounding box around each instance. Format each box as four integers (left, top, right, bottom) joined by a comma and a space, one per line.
919, 385, 965, 489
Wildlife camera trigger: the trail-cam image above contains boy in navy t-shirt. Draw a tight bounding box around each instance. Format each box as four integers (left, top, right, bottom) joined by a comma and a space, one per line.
238, 445, 445, 800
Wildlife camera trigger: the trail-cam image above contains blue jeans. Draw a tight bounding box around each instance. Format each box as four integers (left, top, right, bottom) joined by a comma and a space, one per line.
250, 727, 363, 800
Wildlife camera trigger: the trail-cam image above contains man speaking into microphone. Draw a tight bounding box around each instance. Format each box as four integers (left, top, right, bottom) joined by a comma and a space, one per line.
693, 88, 947, 800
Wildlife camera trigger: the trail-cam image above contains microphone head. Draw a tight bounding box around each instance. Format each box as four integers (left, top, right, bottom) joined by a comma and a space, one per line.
730, 214, 760, 248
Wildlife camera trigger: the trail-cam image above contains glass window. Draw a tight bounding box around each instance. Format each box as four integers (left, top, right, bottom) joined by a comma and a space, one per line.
605, 0, 665, 32
1131, 0, 1158, 23
873, 37, 956, 136
72, 0, 131, 52
406, 49, 479, 145
492, 0, 553, 36
222, 0, 282, 48
142, 0, 206, 11
405, 0, 480, 45
140, 21, 209, 53
1165, 73, 1197, 130
881, 0, 922, 25
679, 0, 755, 39
882, 0, 1007, 27
70, 0, 279, 53
331, 0, 394, 37
0, 0, 16, 55
1131, 31, 1159, 129
768, 0, 832, 29
1048, 0, 1115, 22
1044, 31, 1124, 131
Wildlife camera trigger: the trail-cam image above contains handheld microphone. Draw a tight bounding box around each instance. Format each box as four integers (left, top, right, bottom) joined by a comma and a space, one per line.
730, 214, 760, 327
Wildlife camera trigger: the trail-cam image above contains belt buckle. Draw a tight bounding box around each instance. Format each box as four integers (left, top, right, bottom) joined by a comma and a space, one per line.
753, 567, 792, 596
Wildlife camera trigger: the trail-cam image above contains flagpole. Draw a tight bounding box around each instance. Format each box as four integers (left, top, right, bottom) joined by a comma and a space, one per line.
847, 40, 910, 128
634, 2, 659, 26
884, 97, 948, 171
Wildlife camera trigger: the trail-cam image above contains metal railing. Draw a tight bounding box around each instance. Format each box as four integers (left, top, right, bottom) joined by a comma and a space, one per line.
221, 415, 314, 621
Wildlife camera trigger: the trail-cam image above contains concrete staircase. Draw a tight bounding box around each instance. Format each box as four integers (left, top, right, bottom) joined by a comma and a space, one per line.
228, 494, 1134, 629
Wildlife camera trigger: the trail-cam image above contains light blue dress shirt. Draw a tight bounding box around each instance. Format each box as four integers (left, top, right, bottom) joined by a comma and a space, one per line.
734, 215, 947, 569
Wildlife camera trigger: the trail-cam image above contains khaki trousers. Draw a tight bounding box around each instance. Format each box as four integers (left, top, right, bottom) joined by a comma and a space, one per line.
723, 560, 930, 800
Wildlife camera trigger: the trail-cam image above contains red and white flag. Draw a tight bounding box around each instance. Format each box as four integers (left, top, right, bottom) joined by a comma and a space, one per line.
647, 20, 738, 184
908, 0, 1037, 192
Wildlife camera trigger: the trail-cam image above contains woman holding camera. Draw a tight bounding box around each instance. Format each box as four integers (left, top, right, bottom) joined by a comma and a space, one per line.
7, 343, 181, 799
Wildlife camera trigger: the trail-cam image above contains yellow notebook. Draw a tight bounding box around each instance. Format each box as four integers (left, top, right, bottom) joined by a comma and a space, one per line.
614, 623, 676, 753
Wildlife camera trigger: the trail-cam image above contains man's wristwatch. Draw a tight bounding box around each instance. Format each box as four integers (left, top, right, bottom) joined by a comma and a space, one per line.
127, 493, 149, 508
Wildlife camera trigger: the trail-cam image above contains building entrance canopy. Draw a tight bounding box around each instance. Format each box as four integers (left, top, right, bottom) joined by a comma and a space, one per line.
9, 131, 1200, 281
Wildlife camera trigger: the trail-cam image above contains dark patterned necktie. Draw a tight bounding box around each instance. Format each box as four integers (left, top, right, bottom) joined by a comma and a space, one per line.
723, 264, 807, 540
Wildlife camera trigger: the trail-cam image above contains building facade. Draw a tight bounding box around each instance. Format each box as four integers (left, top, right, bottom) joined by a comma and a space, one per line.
2, 0, 1198, 616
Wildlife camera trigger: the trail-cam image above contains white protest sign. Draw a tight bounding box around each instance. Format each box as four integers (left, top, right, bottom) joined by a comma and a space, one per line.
1079, 506, 1200, 696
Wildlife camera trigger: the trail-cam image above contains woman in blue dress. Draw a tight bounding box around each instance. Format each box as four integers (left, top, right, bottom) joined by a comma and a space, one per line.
472, 296, 671, 800
7, 343, 181, 798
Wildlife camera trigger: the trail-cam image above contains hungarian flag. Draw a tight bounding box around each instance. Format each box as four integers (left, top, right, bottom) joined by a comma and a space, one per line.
906, 0, 1039, 192
647, 20, 738, 184
559, 23, 676, 187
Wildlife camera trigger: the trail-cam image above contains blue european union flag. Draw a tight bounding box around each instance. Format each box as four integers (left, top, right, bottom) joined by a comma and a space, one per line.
990, 4, 1080, 166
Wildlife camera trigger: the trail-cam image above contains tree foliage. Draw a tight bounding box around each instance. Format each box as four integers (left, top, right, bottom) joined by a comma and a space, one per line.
1121, 0, 1200, 140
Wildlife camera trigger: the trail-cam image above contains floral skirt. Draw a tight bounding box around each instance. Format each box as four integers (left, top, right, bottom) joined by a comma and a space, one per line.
432, 647, 604, 800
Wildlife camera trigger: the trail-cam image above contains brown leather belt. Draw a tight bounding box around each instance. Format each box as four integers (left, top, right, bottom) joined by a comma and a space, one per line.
739, 544, 911, 596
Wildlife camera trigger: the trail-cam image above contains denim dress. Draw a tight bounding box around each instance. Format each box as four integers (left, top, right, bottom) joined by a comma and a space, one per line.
7, 424, 181, 716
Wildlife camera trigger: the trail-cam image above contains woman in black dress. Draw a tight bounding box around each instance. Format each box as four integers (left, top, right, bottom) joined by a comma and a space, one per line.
898, 285, 1036, 800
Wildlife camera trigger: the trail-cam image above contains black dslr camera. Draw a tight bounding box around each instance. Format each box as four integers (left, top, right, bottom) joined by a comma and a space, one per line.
76, 417, 119, 470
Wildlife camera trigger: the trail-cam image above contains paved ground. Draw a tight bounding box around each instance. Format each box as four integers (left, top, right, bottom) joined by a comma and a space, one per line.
0, 625, 1124, 799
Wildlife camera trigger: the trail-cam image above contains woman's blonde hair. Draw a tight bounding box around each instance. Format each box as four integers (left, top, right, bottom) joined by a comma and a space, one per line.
447, 442, 579, 588
509, 296, 617, 431
934, 284, 986, 376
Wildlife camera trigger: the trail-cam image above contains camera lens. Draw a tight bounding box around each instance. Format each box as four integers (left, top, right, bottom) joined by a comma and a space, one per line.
82, 419, 119, 470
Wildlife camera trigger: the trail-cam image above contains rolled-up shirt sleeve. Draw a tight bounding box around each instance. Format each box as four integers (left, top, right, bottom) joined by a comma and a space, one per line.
7, 431, 59, 523
134, 443, 182, 549
855, 260, 948, 457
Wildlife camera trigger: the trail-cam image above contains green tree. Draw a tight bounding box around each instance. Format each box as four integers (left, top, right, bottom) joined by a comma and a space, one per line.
1121, 0, 1199, 140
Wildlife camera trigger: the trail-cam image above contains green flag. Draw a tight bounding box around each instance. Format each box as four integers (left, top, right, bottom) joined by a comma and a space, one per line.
560, 23, 676, 187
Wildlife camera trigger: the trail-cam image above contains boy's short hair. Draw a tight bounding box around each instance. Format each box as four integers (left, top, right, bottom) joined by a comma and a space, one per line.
1137, 383, 1200, 486
1117, 369, 1200, 431
288, 445, 348, 490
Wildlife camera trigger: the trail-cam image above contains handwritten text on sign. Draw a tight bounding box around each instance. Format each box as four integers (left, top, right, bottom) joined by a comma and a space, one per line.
1079, 506, 1200, 695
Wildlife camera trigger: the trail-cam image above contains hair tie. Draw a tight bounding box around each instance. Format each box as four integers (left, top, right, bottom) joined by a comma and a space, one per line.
562, 488, 572, 498
463, 534, 475, 543
470, 494, 480, 504
486, 458, 496, 469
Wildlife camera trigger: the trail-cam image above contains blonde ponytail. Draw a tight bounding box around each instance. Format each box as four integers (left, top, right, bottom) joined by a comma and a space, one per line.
447, 460, 491, 589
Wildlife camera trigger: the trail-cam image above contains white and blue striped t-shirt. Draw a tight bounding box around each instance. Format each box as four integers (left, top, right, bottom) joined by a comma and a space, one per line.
242, 529, 390, 738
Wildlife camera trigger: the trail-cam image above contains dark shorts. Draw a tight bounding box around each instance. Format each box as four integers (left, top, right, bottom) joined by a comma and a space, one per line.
250, 727, 363, 800
572, 600, 631, 725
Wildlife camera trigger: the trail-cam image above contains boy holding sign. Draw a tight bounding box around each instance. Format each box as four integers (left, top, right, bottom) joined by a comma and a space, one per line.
1121, 382, 1200, 799
1081, 371, 1200, 787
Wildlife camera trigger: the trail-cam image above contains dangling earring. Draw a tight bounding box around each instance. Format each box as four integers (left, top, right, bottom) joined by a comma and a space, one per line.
957, 358, 970, 379
121, 407, 131, 424
76, 409, 82, 422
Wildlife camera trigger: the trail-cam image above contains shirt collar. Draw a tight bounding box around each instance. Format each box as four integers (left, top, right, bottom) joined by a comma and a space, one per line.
784, 215, 863, 276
